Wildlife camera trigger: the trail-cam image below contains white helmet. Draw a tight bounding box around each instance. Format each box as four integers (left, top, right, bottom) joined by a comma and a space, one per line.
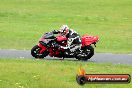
59, 25, 69, 36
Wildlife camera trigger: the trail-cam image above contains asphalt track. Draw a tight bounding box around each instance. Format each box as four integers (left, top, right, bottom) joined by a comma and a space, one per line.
0, 49, 132, 65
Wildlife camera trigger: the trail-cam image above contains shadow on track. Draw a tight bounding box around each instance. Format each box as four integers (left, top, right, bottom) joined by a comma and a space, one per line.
33, 57, 95, 62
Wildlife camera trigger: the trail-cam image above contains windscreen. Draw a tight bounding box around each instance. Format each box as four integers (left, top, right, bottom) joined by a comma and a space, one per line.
44, 32, 55, 39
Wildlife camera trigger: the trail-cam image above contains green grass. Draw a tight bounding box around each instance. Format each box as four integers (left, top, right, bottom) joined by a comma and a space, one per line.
0, 0, 132, 53
0, 58, 132, 88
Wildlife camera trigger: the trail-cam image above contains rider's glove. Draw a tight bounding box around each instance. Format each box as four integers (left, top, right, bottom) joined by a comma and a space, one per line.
52, 30, 60, 34
54, 43, 60, 49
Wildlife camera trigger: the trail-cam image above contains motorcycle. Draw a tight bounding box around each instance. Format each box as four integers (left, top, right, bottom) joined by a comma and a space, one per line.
31, 32, 99, 61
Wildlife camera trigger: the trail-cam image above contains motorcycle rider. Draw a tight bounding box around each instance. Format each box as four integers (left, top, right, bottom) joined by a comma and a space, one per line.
52, 25, 82, 55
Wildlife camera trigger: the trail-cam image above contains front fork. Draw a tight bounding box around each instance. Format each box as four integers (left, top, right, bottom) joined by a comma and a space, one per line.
37, 43, 47, 54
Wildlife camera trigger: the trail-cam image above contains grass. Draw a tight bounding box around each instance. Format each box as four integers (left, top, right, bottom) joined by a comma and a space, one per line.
0, 0, 132, 53
0, 58, 132, 88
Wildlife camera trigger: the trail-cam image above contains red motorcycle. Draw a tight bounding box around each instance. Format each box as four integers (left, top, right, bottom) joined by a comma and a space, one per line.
31, 32, 99, 61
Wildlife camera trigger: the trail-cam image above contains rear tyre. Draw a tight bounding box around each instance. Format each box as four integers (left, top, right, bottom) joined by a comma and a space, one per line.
31, 45, 49, 58
76, 45, 94, 61
83, 45, 94, 61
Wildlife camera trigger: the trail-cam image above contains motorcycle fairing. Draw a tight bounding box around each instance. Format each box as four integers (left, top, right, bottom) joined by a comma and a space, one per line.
81, 34, 99, 46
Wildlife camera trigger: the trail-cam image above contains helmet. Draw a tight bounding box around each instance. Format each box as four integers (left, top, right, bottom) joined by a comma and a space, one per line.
59, 25, 69, 36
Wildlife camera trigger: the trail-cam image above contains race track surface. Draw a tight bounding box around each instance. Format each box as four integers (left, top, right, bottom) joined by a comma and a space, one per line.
0, 49, 132, 65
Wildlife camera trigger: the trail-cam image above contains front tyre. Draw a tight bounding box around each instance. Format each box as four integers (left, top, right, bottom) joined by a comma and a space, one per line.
31, 45, 49, 58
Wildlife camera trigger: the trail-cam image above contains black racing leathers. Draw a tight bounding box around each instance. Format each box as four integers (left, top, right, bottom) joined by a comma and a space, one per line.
53, 29, 81, 51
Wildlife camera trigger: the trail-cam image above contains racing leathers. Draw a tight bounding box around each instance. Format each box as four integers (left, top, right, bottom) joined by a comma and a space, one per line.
53, 29, 82, 52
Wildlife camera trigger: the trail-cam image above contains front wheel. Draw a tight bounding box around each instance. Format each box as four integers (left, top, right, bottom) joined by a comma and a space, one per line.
31, 45, 49, 58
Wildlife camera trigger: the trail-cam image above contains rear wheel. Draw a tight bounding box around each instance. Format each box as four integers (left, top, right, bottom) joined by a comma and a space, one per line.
76, 45, 94, 61
31, 45, 49, 58
83, 45, 94, 61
